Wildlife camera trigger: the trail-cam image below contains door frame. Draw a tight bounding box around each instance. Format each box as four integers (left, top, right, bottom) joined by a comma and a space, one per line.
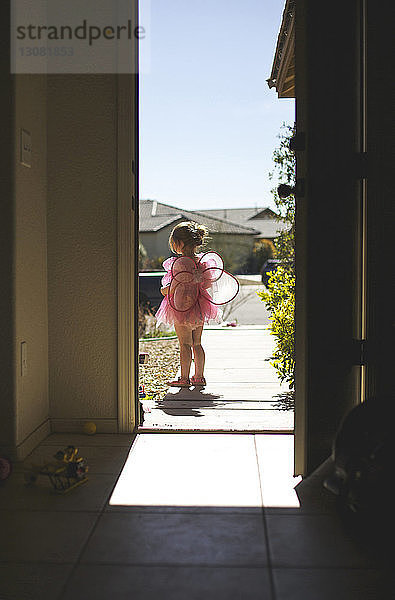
117, 1, 139, 433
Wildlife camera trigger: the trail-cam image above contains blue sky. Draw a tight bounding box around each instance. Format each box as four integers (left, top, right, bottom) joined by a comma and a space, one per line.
139, 0, 294, 211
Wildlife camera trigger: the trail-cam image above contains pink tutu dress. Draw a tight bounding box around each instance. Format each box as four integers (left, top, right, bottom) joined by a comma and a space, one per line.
155, 251, 239, 329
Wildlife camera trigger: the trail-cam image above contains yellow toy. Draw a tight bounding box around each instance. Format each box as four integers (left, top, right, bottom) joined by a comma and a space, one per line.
83, 421, 97, 435
24, 445, 89, 494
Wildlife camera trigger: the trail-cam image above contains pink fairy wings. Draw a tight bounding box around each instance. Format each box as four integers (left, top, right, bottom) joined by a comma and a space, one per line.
167, 251, 239, 312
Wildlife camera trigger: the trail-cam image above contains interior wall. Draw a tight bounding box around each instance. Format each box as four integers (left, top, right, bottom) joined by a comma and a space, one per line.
14, 75, 50, 451
0, 1, 16, 456
47, 75, 119, 432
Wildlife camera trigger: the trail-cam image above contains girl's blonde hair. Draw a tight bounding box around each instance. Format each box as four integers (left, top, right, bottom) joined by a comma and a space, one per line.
169, 221, 209, 254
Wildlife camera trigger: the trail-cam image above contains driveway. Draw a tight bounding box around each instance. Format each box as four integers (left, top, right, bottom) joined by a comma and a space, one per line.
221, 278, 270, 326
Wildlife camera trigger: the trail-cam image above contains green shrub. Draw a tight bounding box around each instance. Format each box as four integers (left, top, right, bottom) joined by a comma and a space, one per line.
258, 266, 295, 389
259, 122, 296, 389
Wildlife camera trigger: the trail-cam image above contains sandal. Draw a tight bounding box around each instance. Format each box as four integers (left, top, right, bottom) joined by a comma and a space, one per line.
190, 375, 206, 386
168, 377, 191, 388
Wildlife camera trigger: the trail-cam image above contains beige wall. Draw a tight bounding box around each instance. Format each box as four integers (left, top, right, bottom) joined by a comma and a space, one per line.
1, 1, 138, 459
47, 75, 119, 432
0, 6, 16, 454
0, 68, 50, 458
2, 73, 122, 458
14, 75, 50, 451
0, 72, 135, 458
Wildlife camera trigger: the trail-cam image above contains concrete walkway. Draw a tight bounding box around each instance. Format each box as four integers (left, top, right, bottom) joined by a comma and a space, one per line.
140, 326, 294, 432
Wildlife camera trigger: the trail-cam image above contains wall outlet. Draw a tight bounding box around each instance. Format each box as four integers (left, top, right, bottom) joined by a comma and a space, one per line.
21, 342, 27, 376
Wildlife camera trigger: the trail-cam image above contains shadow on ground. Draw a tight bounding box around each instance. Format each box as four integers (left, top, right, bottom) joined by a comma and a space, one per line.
157, 389, 224, 417
272, 391, 295, 412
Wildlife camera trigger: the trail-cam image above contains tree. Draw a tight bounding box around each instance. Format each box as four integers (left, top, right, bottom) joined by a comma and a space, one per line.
258, 122, 296, 389
244, 239, 276, 274
268, 122, 295, 271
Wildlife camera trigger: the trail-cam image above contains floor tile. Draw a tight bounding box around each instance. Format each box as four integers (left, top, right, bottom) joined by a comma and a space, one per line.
80, 512, 268, 566
266, 514, 378, 568
272, 567, 392, 600
62, 565, 273, 600
0, 562, 73, 600
0, 511, 98, 562
0, 472, 116, 512
108, 434, 262, 509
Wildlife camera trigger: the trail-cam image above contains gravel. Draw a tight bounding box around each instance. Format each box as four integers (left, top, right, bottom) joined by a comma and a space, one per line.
139, 338, 180, 401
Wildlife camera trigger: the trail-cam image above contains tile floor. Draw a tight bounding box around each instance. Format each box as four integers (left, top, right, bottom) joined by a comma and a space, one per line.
0, 432, 392, 599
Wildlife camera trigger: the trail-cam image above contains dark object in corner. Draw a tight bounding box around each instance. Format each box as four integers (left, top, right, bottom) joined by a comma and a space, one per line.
323, 398, 393, 515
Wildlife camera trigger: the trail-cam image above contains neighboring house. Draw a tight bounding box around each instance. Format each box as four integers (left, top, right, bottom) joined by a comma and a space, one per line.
139, 199, 260, 273
197, 207, 288, 241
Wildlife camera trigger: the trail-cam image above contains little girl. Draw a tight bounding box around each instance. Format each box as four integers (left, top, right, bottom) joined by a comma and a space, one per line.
155, 221, 239, 388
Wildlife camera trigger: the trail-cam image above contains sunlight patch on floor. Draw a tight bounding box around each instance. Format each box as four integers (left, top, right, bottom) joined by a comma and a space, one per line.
109, 433, 301, 508
109, 434, 262, 507
256, 435, 302, 508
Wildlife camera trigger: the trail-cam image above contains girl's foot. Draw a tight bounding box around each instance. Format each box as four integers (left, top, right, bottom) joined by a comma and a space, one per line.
168, 377, 191, 388
191, 375, 206, 386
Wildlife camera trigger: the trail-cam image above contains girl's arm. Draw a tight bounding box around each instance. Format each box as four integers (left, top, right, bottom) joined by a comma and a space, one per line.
161, 285, 170, 296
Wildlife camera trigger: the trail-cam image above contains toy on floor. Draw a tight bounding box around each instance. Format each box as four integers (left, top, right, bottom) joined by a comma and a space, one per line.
83, 421, 97, 435
24, 445, 89, 494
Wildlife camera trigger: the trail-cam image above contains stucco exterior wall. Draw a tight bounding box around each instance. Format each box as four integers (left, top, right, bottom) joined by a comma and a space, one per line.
209, 233, 254, 273
140, 226, 254, 274
140, 223, 178, 264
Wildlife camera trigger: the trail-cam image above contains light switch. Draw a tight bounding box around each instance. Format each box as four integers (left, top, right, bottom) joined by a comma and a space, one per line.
21, 342, 27, 376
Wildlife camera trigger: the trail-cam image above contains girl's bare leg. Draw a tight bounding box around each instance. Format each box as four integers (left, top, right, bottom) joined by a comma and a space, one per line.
192, 326, 205, 378
175, 324, 193, 380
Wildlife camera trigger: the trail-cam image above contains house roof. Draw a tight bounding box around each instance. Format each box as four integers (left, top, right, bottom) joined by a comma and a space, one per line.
199, 207, 288, 239
266, 0, 295, 98
139, 199, 260, 235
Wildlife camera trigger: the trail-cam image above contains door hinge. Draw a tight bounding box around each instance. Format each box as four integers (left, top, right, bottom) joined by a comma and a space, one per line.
131, 195, 136, 211
277, 178, 305, 199
352, 338, 368, 365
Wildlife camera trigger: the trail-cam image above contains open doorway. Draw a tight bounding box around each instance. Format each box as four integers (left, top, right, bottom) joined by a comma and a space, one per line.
136, 0, 295, 433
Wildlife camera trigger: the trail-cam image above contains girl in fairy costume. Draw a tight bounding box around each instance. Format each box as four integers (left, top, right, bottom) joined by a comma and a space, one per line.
155, 221, 239, 388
